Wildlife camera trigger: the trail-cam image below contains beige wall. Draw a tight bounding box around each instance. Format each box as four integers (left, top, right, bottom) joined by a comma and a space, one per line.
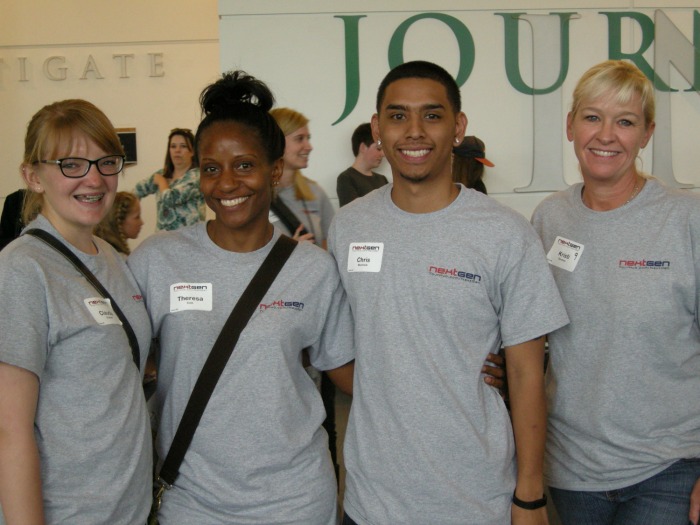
0, 0, 220, 242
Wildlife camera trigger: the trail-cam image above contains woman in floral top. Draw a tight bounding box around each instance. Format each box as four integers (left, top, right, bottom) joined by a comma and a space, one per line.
134, 128, 205, 230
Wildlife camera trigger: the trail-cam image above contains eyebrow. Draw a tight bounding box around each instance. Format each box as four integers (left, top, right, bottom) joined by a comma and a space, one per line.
385, 103, 446, 111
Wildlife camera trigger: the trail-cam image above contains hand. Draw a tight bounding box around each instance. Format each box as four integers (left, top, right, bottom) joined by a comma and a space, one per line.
292, 224, 315, 243
690, 476, 700, 525
482, 352, 506, 391
512, 504, 549, 525
153, 173, 170, 192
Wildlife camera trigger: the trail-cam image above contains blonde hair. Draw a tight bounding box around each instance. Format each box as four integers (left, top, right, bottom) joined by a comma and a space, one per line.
571, 60, 655, 128
94, 191, 138, 255
21, 99, 124, 224
270, 107, 316, 202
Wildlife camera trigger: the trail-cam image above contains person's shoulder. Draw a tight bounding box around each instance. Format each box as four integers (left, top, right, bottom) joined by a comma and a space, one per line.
532, 184, 577, 217
337, 167, 354, 180
132, 225, 196, 259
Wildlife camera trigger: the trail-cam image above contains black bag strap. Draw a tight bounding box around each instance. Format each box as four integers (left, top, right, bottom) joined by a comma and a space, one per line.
157, 234, 297, 488
270, 197, 308, 236
24, 228, 141, 370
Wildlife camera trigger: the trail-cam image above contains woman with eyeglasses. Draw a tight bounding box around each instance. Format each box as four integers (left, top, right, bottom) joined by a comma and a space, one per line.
135, 128, 205, 231
0, 99, 152, 524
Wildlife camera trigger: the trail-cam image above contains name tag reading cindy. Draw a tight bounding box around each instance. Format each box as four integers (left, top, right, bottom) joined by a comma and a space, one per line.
84, 297, 122, 325
546, 236, 584, 272
347, 243, 384, 272
170, 283, 213, 312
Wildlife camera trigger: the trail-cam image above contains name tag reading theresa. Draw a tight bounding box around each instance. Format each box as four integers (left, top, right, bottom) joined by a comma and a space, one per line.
546, 236, 584, 272
170, 283, 213, 312
348, 243, 384, 272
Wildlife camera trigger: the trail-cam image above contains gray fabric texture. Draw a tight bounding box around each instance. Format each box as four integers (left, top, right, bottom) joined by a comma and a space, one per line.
273, 181, 334, 246
329, 184, 569, 525
128, 223, 354, 525
532, 178, 700, 491
0, 214, 152, 525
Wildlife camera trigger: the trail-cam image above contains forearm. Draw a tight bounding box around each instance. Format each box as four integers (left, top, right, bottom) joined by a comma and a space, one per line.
505, 337, 547, 499
0, 433, 45, 524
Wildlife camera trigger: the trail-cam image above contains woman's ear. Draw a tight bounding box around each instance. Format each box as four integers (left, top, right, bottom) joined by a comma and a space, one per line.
21, 164, 43, 193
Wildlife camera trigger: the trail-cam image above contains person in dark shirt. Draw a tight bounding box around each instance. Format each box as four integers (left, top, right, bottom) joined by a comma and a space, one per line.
336, 123, 387, 206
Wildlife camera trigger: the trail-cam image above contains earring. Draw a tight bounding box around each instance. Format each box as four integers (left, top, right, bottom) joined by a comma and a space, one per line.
377, 139, 382, 146
455, 137, 461, 144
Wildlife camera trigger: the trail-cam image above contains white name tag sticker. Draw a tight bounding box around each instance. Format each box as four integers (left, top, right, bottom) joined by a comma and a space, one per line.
84, 297, 122, 325
170, 283, 213, 312
547, 236, 584, 272
347, 243, 384, 272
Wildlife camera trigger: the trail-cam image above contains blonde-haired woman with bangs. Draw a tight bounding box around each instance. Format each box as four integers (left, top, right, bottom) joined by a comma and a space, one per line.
270, 108, 334, 249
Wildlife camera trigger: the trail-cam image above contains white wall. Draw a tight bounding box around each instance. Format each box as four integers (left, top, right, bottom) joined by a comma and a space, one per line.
219, 0, 700, 218
0, 0, 220, 243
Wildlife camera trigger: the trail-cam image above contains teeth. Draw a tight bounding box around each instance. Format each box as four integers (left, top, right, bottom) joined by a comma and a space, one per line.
402, 149, 430, 158
221, 196, 248, 207
591, 149, 617, 157
76, 194, 103, 203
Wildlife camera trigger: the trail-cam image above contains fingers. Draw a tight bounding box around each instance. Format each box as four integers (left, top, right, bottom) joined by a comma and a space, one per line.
690, 477, 700, 525
481, 364, 504, 379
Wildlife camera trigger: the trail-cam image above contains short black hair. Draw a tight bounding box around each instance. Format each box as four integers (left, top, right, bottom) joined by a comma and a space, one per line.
376, 60, 461, 113
351, 123, 373, 156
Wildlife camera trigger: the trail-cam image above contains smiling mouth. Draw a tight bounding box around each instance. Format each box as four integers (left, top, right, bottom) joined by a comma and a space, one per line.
590, 149, 618, 157
221, 196, 249, 207
75, 194, 104, 203
401, 149, 430, 158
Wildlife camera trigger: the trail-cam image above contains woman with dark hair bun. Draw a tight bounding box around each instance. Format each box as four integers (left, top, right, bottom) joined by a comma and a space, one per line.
129, 71, 354, 525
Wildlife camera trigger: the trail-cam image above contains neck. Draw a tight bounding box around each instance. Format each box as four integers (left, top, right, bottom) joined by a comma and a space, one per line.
390, 176, 460, 214
351, 160, 372, 177
581, 173, 645, 211
279, 168, 295, 188
43, 214, 97, 254
206, 220, 274, 253
172, 164, 191, 180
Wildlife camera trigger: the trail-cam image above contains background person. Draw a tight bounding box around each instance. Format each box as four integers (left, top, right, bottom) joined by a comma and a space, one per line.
0, 99, 152, 525
452, 135, 493, 194
0, 189, 26, 250
532, 59, 700, 525
270, 108, 334, 249
95, 190, 143, 255
134, 128, 205, 231
129, 71, 354, 525
336, 122, 387, 206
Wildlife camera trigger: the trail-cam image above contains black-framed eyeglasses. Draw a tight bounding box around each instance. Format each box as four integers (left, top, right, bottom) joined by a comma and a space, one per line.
35, 155, 125, 178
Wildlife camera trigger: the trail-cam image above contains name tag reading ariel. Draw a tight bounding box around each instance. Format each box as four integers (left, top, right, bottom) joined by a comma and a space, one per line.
170, 283, 213, 312
546, 236, 584, 272
84, 297, 122, 325
347, 243, 384, 272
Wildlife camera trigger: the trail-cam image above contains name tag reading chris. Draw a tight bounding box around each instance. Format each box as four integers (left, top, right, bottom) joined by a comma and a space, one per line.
170, 283, 213, 312
347, 243, 384, 272
84, 297, 122, 325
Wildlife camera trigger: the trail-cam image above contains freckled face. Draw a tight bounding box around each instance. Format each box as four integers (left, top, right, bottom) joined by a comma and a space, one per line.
282, 125, 312, 170
567, 91, 654, 185
24, 133, 118, 240
372, 78, 466, 185
198, 121, 282, 236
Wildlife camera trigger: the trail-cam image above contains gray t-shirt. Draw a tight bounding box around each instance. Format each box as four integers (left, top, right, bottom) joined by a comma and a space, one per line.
128, 224, 354, 525
0, 215, 152, 525
329, 185, 569, 525
271, 181, 335, 246
532, 178, 700, 491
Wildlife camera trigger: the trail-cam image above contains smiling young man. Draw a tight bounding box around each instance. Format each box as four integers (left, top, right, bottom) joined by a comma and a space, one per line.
328, 61, 569, 525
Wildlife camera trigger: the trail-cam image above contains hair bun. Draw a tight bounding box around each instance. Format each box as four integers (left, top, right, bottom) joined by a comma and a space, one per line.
200, 70, 275, 116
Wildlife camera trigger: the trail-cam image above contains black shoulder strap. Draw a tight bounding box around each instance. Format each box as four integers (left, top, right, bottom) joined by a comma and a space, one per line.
24, 228, 141, 370
157, 234, 297, 488
270, 197, 308, 236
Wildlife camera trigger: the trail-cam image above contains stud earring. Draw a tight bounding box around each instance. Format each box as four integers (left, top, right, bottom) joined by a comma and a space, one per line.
455, 137, 461, 144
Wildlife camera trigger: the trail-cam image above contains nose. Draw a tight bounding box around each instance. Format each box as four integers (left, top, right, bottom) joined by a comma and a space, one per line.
305, 139, 313, 152
406, 115, 425, 138
597, 119, 615, 143
83, 162, 104, 185
217, 166, 240, 192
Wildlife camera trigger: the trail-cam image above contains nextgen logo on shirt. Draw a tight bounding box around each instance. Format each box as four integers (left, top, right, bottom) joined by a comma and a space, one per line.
429, 265, 482, 283
618, 259, 671, 269
259, 299, 305, 312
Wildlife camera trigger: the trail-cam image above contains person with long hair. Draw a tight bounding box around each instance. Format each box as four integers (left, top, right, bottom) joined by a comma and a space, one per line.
452, 135, 494, 194
134, 128, 205, 231
270, 108, 334, 249
0, 100, 152, 524
95, 191, 143, 255
129, 71, 354, 524
532, 60, 700, 525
